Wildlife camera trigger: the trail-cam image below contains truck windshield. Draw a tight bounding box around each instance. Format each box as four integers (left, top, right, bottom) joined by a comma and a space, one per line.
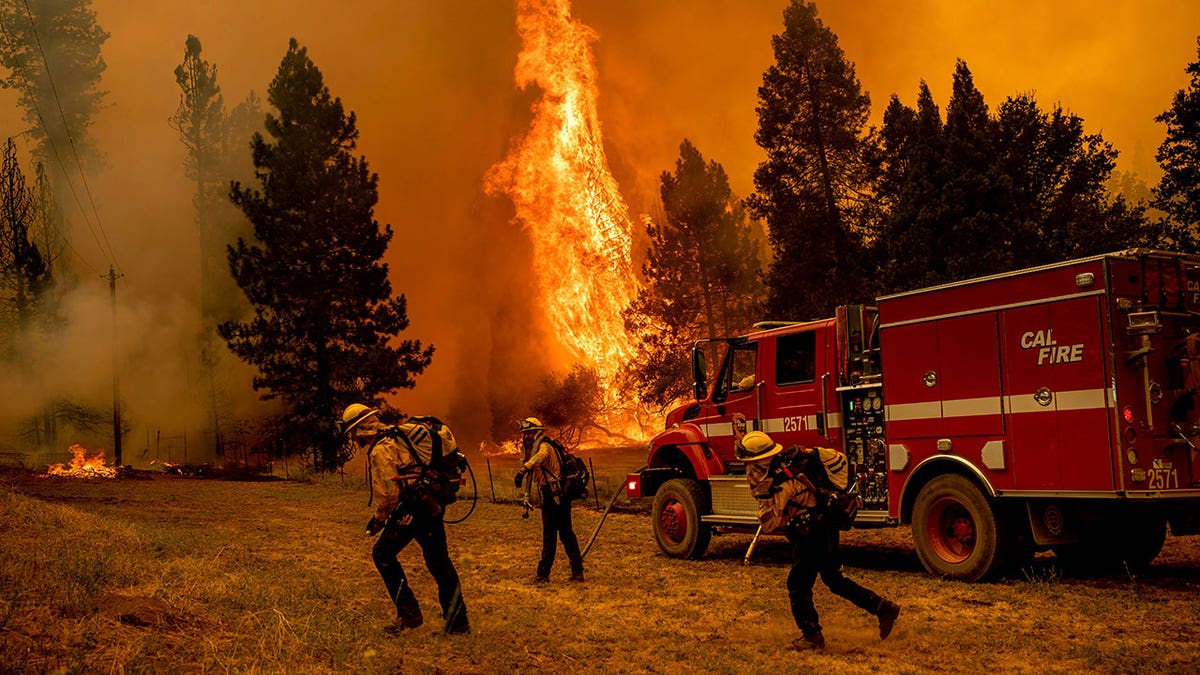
714, 344, 757, 402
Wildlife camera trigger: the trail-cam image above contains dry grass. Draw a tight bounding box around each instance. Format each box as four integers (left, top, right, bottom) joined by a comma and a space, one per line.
2, 454, 1199, 674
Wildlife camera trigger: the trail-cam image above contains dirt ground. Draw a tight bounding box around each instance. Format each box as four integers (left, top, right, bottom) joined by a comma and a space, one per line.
2, 462, 1199, 674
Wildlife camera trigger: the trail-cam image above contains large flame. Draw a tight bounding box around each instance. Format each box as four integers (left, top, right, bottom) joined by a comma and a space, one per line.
486, 0, 638, 385
44, 443, 118, 479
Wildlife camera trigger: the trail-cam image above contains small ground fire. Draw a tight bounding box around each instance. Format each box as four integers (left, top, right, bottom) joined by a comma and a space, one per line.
43, 443, 118, 479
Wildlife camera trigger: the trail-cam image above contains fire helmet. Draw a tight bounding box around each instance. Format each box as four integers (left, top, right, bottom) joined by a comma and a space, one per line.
517, 417, 544, 433
341, 403, 380, 436
736, 431, 783, 461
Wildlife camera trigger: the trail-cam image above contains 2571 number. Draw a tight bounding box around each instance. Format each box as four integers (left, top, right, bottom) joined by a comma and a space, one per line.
1147, 468, 1179, 490
781, 416, 804, 432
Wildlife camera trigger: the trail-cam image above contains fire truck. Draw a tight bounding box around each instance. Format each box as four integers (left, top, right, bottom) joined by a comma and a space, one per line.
625, 249, 1200, 581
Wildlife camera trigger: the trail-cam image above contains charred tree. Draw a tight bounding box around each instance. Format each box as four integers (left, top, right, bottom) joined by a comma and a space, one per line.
0, 137, 48, 361
221, 39, 432, 471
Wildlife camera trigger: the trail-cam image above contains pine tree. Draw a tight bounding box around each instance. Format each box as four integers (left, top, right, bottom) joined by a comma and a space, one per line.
876, 60, 1149, 293
0, 0, 108, 184
877, 83, 949, 291
624, 139, 763, 408
1154, 37, 1200, 252
169, 34, 225, 327
220, 39, 432, 470
747, 0, 877, 320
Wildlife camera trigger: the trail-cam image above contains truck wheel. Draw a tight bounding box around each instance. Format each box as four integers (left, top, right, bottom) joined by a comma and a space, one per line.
1055, 514, 1166, 575
653, 478, 712, 559
1117, 515, 1167, 571
912, 474, 1008, 582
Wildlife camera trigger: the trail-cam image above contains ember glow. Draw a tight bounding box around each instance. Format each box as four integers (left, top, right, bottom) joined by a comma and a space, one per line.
44, 443, 118, 479
486, 0, 639, 385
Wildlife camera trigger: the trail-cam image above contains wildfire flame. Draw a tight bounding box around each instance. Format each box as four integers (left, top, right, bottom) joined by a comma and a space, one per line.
485, 0, 638, 385
44, 443, 118, 479
478, 440, 523, 457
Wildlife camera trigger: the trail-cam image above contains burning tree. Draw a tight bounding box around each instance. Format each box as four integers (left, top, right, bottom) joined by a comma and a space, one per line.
529, 364, 606, 446
221, 39, 432, 471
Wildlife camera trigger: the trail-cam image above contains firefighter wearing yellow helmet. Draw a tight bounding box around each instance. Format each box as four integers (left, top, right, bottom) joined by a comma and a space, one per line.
341, 403, 469, 636
737, 430, 899, 651
514, 416, 584, 583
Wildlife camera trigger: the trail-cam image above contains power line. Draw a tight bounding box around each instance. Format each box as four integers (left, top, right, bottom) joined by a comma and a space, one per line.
19, 0, 118, 271
0, 2, 119, 272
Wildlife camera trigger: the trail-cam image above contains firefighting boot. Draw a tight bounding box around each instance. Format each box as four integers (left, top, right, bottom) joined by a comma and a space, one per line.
444, 611, 471, 636
791, 631, 825, 651
877, 600, 901, 640
383, 606, 424, 636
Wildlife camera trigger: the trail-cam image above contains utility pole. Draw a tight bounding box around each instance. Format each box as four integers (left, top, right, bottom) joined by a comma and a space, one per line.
105, 265, 124, 466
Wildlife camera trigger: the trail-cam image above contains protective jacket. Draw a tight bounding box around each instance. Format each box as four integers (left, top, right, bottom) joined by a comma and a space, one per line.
522, 433, 564, 495
368, 428, 428, 522
744, 449, 818, 534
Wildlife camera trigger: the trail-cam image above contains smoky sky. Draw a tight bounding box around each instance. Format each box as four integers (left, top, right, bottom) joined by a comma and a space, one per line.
2, 0, 1198, 455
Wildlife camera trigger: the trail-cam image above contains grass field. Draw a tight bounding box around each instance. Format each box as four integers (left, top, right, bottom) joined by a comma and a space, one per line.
3, 451, 1200, 674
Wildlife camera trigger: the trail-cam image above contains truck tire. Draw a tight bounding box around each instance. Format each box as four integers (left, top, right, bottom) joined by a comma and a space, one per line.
1054, 514, 1166, 575
653, 478, 712, 559
1118, 515, 1167, 571
912, 474, 1008, 582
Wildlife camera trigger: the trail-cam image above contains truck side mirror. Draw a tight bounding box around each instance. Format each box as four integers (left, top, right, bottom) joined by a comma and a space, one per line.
692, 346, 707, 401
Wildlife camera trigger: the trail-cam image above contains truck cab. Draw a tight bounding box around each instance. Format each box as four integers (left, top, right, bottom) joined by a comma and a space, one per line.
627, 306, 889, 559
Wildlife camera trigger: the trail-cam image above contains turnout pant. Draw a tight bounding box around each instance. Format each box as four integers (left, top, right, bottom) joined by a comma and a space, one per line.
786, 524, 882, 636
372, 509, 468, 629
538, 486, 583, 579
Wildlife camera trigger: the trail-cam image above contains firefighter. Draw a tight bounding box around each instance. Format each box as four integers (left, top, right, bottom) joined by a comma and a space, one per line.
342, 403, 470, 635
513, 417, 584, 583
737, 430, 899, 651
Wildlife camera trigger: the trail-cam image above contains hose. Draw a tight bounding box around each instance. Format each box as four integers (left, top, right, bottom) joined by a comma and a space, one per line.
581, 464, 646, 559
444, 459, 478, 525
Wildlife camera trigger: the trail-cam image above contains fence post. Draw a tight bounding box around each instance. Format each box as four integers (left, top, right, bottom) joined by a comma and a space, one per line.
589, 457, 600, 510
486, 457, 496, 503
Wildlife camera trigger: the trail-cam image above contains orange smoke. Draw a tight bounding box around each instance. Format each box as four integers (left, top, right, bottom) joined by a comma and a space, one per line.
485, 0, 638, 385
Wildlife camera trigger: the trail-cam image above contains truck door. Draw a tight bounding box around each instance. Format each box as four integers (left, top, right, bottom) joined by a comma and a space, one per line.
699, 341, 760, 457
764, 328, 831, 448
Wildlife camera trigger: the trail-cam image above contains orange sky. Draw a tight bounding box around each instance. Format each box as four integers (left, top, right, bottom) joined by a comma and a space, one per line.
4, 0, 1200, 445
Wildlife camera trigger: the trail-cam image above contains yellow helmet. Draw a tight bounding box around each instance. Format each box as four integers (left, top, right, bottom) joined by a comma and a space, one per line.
736, 430, 783, 461
517, 417, 544, 433
341, 403, 379, 436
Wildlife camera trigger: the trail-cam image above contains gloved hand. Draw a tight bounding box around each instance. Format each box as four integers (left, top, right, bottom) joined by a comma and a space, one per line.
514, 467, 527, 488
365, 516, 385, 536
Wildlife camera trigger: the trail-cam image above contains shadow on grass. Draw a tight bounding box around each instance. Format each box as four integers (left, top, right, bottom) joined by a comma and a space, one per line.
703, 530, 926, 575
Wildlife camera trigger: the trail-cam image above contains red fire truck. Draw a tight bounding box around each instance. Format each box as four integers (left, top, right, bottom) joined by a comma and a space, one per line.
625, 249, 1200, 581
